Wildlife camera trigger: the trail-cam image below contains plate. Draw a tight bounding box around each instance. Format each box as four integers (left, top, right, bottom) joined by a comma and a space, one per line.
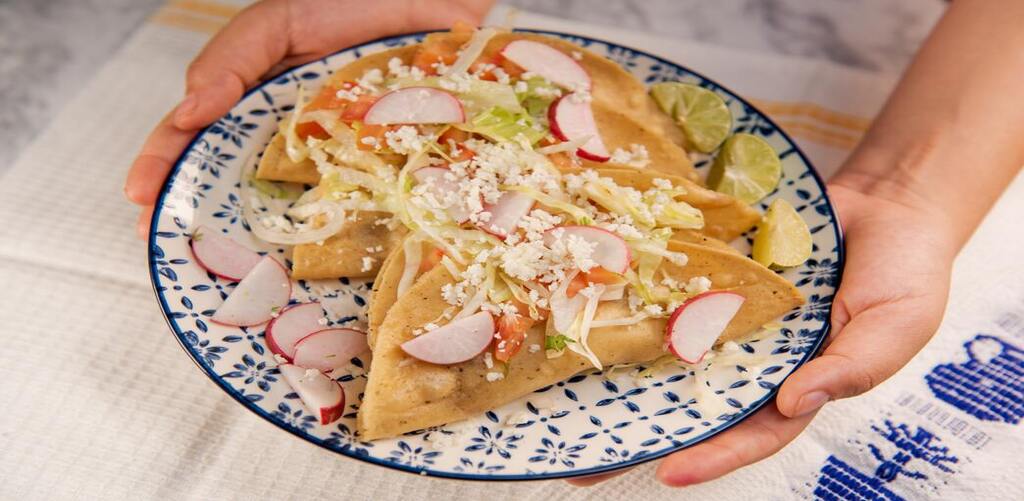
148, 29, 842, 480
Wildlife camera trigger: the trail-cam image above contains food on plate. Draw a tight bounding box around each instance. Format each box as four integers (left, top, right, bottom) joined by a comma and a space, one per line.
753, 198, 813, 268
650, 81, 733, 154
706, 133, 783, 204
357, 241, 801, 439
204, 24, 810, 436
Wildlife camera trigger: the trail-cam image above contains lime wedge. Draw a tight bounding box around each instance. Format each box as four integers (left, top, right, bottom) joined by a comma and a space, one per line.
650, 82, 732, 153
706, 133, 782, 204
753, 199, 812, 268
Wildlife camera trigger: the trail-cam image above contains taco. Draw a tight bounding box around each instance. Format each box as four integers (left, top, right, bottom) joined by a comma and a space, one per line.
234, 25, 809, 440
357, 240, 802, 440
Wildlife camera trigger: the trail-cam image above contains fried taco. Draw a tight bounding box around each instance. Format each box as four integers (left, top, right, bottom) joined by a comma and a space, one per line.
357, 240, 802, 439
238, 25, 809, 439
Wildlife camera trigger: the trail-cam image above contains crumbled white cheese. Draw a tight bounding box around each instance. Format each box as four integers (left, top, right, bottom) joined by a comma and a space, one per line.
610, 144, 650, 168
514, 80, 529, 93
528, 343, 541, 353
485, 371, 505, 382
483, 352, 494, 369
361, 256, 375, 272
384, 126, 433, 154
684, 276, 712, 295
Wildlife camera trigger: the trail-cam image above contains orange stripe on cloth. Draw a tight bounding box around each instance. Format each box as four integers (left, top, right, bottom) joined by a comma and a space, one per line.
773, 119, 861, 151
749, 99, 872, 133
167, 0, 243, 19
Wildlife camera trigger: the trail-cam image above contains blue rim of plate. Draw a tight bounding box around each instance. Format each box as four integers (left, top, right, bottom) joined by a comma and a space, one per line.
148, 28, 845, 481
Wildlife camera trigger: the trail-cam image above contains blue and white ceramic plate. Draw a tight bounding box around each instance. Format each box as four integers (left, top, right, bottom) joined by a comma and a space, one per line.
148, 30, 842, 480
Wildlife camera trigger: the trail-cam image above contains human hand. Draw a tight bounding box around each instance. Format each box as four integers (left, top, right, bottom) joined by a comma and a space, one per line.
572, 177, 958, 487
124, 0, 493, 238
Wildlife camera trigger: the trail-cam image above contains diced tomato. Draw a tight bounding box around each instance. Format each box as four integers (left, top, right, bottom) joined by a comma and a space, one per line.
495, 300, 535, 362
419, 246, 445, 273
547, 152, 575, 169
470, 53, 526, 81
296, 122, 330, 140
412, 41, 461, 75
566, 267, 626, 298
340, 94, 377, 122
451, 144, 475, 162
439, 128, 470, 144
355, 124, 392, 150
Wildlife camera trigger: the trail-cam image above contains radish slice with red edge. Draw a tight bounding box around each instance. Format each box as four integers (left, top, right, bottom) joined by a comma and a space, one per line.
210, 256, 291, 327
479, 191, 534, 238
548, 95, 609, 162
190, 225, 262, 281
265, 303, 325, 360
364, 87, 465, 125
278, 364, 345, 425
500, 40, 591, 90
401, 311, 495, 365
412, 167, 473, 223
666, 291, 745, 363
544, 225, 631, 274
293, 328, 369, 372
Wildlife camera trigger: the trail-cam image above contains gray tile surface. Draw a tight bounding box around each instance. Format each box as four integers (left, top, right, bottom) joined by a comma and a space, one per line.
0, 0, 946, 168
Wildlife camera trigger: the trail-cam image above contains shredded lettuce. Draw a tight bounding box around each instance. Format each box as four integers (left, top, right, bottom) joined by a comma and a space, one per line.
565, 283, 606, 370
582, 180, 654, 227
515, 76, 560, 120
503, 184, 593, 224
656, 200, 704, 229
398, 237, 423, 296
545, 334, 574, 351
457, 106, 545, 144
446, 27, 498, 75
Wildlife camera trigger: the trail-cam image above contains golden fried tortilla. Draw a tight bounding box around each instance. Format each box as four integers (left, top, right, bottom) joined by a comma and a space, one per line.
357, 241, 803, 439
290, 211, 406, 280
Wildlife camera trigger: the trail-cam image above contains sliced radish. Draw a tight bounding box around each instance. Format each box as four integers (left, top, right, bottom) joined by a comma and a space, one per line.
500, 40, 591, 90
401, 311, 495, 365
478, 191, 534, 238
293, 328, 369, 372
666, 291, 746, 363
548, 95, 609, 161
278, 364, 346, 425
544, 225, 631, 274
363, 87, 465, 125
266, 303, 326, 360
210, 256, 291, 327
190, 225, 263, 281
412, 167, 473, 223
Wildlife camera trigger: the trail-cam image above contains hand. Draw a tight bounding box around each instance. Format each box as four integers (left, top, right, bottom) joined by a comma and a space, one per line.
572, 178, 957, 487
124, 0, 494, 238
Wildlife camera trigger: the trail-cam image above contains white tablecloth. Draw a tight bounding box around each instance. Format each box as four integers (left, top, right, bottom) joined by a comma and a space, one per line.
1, 3, 1021, 499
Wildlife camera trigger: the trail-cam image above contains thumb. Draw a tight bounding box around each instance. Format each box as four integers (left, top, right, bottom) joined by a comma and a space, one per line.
776, 298, 944, 418
173, 1, 290, 130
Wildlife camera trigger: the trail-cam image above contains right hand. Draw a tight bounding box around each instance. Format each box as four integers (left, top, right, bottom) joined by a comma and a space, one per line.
124, 0, 494, 237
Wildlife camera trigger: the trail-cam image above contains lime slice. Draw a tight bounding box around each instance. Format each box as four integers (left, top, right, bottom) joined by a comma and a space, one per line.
753, 199, 812, 268
650, 82, 732, 153
706, 133, 782, 204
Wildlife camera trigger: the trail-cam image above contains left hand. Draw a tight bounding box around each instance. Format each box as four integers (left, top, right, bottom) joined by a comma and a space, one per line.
571, 178, 957, 487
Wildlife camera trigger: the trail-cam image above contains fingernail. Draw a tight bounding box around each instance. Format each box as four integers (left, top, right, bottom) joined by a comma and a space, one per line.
174, 93, 197, 123
794, 391, 830, 416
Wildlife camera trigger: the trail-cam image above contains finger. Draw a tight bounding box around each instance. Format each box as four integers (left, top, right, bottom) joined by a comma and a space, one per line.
125, 112, 198, 205
566, 469, 629, 487
174, 1, 291, 130
776, 300, 942, 417
136, 205, 155, 240
655, 405, 816, 487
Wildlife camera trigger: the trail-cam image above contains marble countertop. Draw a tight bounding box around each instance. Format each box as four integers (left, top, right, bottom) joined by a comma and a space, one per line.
0, 0, 946, 167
